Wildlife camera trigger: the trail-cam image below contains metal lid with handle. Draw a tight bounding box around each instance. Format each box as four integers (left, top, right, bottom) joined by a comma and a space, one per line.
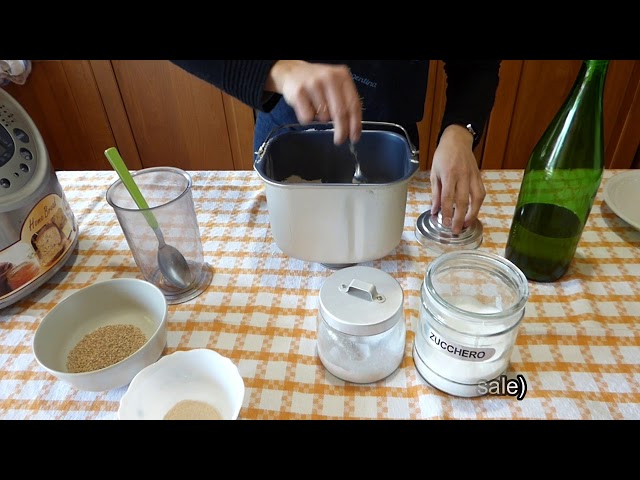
319, 266, 404, 336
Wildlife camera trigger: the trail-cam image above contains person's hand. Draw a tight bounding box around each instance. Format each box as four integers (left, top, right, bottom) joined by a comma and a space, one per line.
429, 124, 486, 235
265, 60, 362, 145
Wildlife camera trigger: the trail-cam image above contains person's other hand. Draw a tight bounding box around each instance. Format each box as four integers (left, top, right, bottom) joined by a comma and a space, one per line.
265, 60, 362, 145
429, 124, 486, 235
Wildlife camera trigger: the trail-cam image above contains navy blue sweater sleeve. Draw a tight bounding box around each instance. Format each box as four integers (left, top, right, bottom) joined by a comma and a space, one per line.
170, 60, 280, 111
440, 60, 501, 147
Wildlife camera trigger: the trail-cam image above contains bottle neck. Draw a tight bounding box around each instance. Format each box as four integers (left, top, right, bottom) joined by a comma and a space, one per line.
584, 60, 609, 78
578, 60, 608, 85
586, 60, 609, 69
564, 60, 608, 121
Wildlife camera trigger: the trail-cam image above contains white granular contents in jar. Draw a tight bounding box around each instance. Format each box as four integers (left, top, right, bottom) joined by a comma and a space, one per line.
317, 320, 405, 384
414, 295, 519, 395
163, 399, 222, 420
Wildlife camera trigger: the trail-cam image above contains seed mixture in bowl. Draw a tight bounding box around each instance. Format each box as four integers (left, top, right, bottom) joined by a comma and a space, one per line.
66, 324, 147, 373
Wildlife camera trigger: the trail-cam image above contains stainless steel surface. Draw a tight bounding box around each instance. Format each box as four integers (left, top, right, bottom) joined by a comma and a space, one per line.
415, 209, 483, 254
349, 140, 365, 184
153, 225, 193, 290
254, 122, 419, 266
256, 120, 419, 164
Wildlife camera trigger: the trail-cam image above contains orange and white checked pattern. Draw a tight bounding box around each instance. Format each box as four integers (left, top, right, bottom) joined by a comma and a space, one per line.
1, 169, 638, 420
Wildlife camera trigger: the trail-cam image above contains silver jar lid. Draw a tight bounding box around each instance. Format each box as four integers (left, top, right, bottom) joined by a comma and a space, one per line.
319, 266, 404, 336
415, 209, 483, 254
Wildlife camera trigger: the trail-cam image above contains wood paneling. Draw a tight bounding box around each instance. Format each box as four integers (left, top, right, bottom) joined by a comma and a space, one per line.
608, 61, 640, 169
417, 60, 439, 171
485, 60, 639, 170
425, 61, 447, 171
111, 60, 235, 170
501, 60, 583, 169
482, 61, 523, 169
602, 60, 639, 160
90, 60, 142, 169
3, 60, 117, 171
222, 93, 255, 171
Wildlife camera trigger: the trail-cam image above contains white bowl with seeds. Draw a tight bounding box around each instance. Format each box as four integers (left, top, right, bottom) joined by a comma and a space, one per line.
32, 278, 168, 392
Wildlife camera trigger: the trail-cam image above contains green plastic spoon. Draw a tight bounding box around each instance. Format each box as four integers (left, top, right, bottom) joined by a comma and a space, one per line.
104, 147, 193, 290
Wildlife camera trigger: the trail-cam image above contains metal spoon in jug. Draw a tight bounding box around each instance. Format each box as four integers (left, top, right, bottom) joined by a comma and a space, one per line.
104, 147, 193, 290
350, 140, 366, 184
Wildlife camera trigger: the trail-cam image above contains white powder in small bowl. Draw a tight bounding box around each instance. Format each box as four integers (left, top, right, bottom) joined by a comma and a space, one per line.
163, 399, 222, 420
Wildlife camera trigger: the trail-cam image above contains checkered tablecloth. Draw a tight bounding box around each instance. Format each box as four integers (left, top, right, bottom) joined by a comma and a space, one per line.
1, 169, 639, 420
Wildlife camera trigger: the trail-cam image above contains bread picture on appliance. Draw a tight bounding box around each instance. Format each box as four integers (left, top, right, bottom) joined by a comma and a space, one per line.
31, 222, 66, 267
51, 207, 67, 232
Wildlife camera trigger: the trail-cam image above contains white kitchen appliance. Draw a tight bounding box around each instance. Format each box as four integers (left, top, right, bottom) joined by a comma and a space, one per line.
0, 88, 78, 310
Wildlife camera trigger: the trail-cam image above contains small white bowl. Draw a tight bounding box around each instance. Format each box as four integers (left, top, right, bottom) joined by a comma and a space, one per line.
32, 278, 168, 392
118, 348, 245, 420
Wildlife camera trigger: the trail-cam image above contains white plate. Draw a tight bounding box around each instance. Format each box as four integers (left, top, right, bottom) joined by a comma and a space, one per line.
603, 170, 640, 230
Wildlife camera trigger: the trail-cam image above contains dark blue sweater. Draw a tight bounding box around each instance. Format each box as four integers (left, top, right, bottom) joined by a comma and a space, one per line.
170, 59, 500, 149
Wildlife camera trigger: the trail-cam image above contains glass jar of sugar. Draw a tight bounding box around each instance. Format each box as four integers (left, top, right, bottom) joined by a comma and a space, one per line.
413, 250, 529, 397
317, 266, 406, 384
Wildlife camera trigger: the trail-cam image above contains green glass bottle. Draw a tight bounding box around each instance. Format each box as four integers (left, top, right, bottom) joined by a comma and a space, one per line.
504, 60, 609, 282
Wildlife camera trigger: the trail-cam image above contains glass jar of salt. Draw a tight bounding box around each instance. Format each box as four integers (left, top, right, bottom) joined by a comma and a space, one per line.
317, 266, 406, 384
413, 250, 529, 397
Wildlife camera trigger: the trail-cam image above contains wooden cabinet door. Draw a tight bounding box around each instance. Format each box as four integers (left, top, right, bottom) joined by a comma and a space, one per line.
483, 60, 640, 170
222, 93, 256, 171
110, 60, 255, 171
2, 60, 127, 171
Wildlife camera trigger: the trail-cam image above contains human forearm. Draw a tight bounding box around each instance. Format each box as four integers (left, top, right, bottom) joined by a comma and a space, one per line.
439, 60, 501, 147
